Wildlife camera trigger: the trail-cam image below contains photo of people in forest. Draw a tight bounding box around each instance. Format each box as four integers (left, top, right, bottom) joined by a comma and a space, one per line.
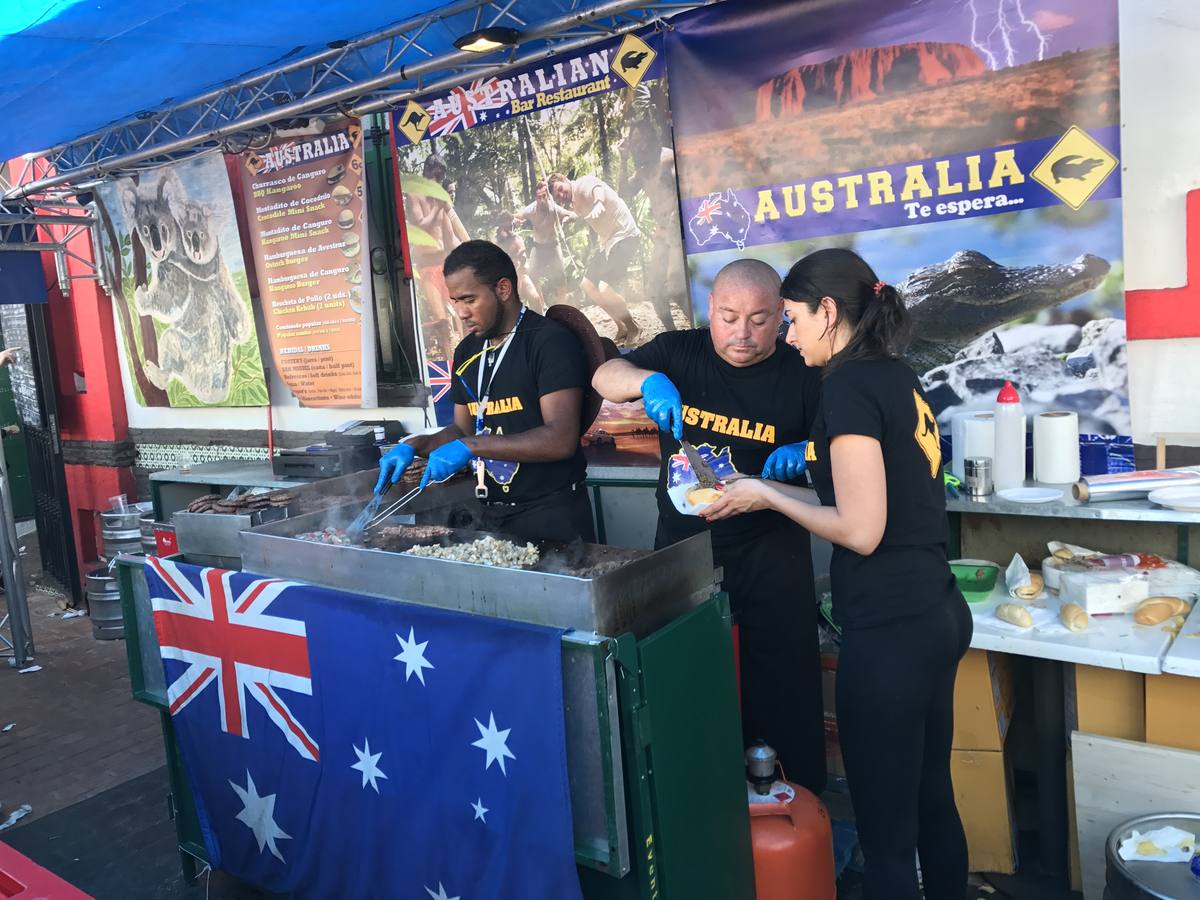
395, 75, 691, 362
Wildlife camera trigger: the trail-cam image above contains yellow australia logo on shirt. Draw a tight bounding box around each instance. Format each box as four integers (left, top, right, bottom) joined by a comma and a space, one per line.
682, 404, 777, 444
467, 396, 524, 417
805, 441, 817, 463
913, 390, 941, 478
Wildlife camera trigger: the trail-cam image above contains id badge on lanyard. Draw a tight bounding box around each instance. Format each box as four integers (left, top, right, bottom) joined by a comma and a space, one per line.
472, 307, 525, 500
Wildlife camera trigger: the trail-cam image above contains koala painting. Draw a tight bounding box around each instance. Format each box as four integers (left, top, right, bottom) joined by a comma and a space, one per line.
119, 170, 257, 405
175, 201, 252, 346
119, 169, 192, 326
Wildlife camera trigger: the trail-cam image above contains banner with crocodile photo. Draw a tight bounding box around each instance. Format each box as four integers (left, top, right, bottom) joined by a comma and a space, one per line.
666, 0, 1127, 433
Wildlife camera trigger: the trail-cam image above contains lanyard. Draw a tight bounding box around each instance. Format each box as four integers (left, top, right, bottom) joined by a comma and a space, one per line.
455, 305, 524, 501
471, 305, 525, 436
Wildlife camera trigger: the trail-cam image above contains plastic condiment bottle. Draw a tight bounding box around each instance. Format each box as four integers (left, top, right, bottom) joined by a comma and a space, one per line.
993, 380, 1027, 491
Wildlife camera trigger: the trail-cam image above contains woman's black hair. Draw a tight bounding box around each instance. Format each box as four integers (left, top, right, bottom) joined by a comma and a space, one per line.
780, 247, 911, 373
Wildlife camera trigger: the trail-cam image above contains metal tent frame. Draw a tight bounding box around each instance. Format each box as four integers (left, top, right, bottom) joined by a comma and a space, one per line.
0, 0, 705, 665
2, 0, 703, 200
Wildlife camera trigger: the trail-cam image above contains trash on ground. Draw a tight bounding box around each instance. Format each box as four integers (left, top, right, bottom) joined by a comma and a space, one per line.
0, 804, 31, 831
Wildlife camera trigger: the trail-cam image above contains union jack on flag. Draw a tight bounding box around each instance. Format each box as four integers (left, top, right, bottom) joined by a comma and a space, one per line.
693, 195, 723, 226
426, 77, 506, 137
427, 359, 452, 403
140, 558, 583, 897
148, 556, 319, 761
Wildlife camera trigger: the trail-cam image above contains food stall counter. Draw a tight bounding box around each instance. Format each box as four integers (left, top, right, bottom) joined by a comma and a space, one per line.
150, 460, 316, 520
967, 584, 1176, 675
948, 486, 1200, 526
1161, 600, 1200, 677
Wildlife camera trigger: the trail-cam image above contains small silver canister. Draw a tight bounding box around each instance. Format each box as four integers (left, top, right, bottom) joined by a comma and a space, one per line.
964, 457, 994, 498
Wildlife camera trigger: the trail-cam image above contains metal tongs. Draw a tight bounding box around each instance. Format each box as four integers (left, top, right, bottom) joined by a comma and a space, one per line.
345, 484, 424, 543
366, 485, 422, 528
680, 440, 724, 491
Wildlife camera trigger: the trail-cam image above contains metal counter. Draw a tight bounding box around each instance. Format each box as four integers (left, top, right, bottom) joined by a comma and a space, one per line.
948, 482, 1200, 525
240, 506, 717, 637
150, 460, 316, 521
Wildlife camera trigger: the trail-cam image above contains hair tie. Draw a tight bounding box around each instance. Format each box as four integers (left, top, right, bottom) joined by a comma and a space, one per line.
873, 280, 887, 297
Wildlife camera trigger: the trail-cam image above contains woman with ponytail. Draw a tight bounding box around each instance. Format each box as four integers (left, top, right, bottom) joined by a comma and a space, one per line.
704, 248, 971, 900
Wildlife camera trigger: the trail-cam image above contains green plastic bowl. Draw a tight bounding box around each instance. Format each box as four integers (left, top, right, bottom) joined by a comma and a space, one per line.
950, 561, 1000, 603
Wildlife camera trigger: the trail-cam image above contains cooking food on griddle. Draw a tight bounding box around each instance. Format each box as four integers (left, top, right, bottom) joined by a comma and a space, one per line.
377, 524, 453, 542
185, 494, 222, 513
405, 536, 540, 569
184, 489, 295, 515
296, 527, 353, 545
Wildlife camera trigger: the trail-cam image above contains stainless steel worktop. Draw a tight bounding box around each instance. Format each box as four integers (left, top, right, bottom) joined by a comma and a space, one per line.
948, 482, 1200, 525
240, 505, 718, 639
150, 460, 311, 490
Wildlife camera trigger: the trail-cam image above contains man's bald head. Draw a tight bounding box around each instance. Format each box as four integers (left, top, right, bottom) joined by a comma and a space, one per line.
712, 258, 782, 298
707, 258, 784, 367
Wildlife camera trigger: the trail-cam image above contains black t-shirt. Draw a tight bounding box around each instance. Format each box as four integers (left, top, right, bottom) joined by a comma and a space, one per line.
625, 329, 821, 549
450, 310, 587, 502
806, 358, 958, 629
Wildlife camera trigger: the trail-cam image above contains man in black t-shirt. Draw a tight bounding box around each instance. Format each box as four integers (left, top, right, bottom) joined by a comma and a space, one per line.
377, 240, 594, 543
593, 258, 825, 794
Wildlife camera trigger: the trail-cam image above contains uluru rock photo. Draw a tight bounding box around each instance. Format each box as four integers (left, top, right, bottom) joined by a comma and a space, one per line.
756, 42, 987, 120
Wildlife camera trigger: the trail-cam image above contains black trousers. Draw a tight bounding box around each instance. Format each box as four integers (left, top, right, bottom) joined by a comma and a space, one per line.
837, 596, 973, 900
477, 484, 596, 545
657, 522, 826, 796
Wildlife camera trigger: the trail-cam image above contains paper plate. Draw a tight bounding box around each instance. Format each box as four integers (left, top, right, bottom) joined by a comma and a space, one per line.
1148, 486, 1200, 512
667, 482, 723, 517
997, 487, 1064, 504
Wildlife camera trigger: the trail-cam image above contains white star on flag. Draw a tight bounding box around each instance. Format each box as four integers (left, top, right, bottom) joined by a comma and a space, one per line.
351, 738, 389, 793
471, 797, 489, 822
425, 882, 460, 900
229, 770, 290, 862
472, 711, 516, 775
394, 627, 434, 685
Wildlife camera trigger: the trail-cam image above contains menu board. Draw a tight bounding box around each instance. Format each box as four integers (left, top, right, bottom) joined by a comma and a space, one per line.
238, 120, 375, 407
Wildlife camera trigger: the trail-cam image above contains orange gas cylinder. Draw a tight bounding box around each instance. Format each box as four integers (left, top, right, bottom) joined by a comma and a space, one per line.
748, 782, 836, 900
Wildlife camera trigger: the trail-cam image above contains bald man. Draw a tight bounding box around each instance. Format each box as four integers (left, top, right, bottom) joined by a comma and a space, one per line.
593, 258, 825, 793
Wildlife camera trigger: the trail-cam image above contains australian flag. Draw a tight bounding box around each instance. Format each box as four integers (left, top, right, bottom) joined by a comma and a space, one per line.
429, 359, 455, 427
688, 189, 752, 251
668, 443, 737, 488
146, 557, 583, 900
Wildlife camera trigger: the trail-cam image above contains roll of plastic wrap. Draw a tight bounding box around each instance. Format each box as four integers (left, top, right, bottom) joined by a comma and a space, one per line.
951, 412, 995, 480
1033, 411, 1080, 484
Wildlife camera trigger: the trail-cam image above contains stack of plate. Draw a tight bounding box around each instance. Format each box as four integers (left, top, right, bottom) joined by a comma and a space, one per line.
1148, 487, 1200, 513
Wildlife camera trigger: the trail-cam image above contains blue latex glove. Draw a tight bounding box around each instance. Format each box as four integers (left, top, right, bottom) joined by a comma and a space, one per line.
420, 439, 474, 489
761, 441, 809, 481
375, 442, 416, 494
641, 372, 684, 440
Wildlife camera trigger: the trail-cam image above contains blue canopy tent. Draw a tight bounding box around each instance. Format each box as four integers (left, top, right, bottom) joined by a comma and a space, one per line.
0, 0, 701, 199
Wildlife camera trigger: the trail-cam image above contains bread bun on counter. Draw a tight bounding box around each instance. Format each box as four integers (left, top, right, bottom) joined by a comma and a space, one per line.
1060, 602, 1089, 633
996, 603, 1034, 628
1014, 573, 1045, 600
1134, 596, 1192, 625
